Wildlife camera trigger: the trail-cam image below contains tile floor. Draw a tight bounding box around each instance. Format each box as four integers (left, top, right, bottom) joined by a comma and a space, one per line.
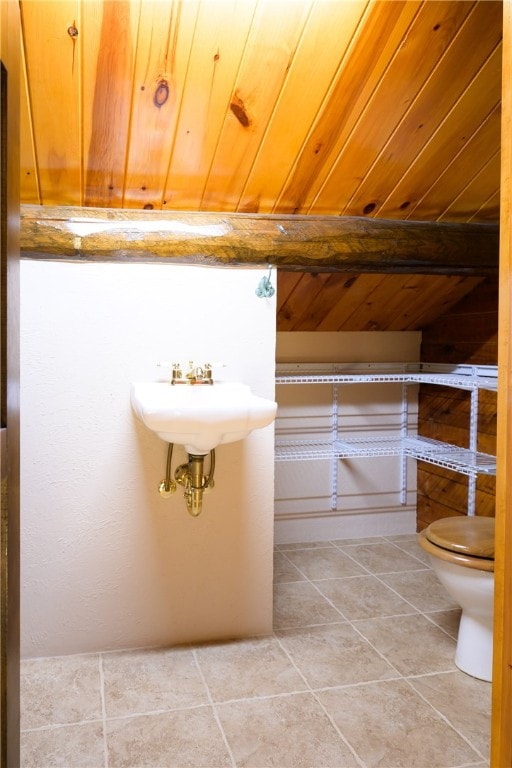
21, 534, 491, 767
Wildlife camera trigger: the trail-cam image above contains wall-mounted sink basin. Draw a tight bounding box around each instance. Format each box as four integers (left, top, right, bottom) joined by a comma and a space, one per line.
131, 381, 277, 455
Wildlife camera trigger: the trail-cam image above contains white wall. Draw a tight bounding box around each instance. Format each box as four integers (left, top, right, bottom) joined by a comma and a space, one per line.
21, 261, 276, 659
274, 332, 421, 543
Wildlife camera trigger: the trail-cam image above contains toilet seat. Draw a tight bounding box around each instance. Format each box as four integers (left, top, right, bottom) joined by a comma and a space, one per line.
419, 516, 494, 572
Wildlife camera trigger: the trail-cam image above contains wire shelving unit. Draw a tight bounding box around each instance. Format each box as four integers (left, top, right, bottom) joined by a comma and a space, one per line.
275, 363, 497, 515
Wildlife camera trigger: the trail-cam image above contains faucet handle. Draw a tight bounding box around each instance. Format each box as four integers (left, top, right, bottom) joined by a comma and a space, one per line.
156, 361, 184, 383
171, 362, 183, 383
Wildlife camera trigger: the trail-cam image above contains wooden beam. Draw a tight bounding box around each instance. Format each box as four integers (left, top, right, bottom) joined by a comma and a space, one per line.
20, 204, 499, 276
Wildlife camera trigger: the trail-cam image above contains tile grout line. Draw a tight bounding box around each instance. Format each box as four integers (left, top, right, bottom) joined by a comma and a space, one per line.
382, 534, 433, 566
21, 718, 105, 734
330, 543, 464, 644
402, 675, 489, 763
276, 543, 489, 764
328, 539, 462, 625
98, 654, 109, 768
279, 546, 462, 681
280, 540, 489, 762
319, 546, 461, 675
277, 550, 407, 679
272, 633, 368, 768
191, 649, 237, 768
421, 609, 462, 641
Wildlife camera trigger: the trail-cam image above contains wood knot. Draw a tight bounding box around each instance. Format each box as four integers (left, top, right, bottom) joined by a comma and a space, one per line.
67, 24, 78, 38
230, 94, 251, 128
154, 79, 170, 109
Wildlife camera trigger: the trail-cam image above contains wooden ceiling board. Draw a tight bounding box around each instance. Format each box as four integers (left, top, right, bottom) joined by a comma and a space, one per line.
344, 0, 503, 218
331, 272, 425, 330
276, 271, 303, 315
314, 273, 388, 331
82, 0, 141, 207
123, 0, 200, 210
275, 271, 486, 332
377, 44, 503, 220
470, 189, 501, 223
408, 104, 501, 221
161, 0, 258, 210
199, 0, 313, 211
276, 271, 333, 331
366, 273, 446, 331
18, 0, 503, 334
274, 0, 421, 215
410, 105, 502, 221
392, 275, 485, 329
19, 38, 39, 203
308, 0, 476, 215
438, 150, 501, 224
310, 274, 386, 331
236, 0, 369, 215
20, 0, 82, 204
421, 336, 498, 363
19, 0, 501, 222
289, 273, 364, 332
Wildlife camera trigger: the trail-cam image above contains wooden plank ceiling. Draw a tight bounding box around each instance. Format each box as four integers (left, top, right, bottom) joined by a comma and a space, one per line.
19, 0, 502, 331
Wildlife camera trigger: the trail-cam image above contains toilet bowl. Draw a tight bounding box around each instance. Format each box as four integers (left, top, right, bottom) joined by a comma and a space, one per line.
418, 516, 494, 682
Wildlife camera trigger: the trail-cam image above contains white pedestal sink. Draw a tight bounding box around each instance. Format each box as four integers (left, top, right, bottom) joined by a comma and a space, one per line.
130, 381, 277, 455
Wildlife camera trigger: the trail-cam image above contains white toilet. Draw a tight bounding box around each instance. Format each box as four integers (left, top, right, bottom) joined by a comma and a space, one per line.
418, 515, 494, 682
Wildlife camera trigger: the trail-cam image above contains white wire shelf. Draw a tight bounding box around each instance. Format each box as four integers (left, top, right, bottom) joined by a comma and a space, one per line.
275, 362, 498, 391
275, 435, 496, 476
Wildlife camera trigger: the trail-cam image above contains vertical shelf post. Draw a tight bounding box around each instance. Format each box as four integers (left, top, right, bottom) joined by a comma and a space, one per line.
400, 382, 408, 505
468, 387, 479, 516
331, 382, 338, 511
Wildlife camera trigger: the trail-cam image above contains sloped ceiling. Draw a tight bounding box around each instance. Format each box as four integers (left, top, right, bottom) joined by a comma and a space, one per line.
18, 0, 502, 330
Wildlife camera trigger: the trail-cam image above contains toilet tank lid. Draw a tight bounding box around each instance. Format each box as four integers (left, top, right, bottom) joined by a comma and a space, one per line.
425, 516, 495, 559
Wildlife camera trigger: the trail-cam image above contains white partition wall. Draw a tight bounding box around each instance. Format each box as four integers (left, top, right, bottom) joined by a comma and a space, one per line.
20, 261, 276, 658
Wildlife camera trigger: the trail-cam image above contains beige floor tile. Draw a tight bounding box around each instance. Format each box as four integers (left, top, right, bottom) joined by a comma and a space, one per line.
273, 581, 343, 629
425, 608, 462, 639
217, 692, 359, 767
410, 670, 491, 758
338, 541, 427, 573
318, 679, 481, 767
21, 655, 102, 729
331, 536, 385, 545
106, 707, 231, 767
385, 534, 418, 542
276, 542, 335, 551
284, 547, 366, 580
21, 722, 105, 767
21, 536, 486, 768
195, 636, 307, 701
276, 623, 395, 688
354, 614, 458, 676
388, 536, 432, 566
314, 574, 417, 620
379, 569, 458, 612
102, 647, 209, 718
273, 551, 306, 583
